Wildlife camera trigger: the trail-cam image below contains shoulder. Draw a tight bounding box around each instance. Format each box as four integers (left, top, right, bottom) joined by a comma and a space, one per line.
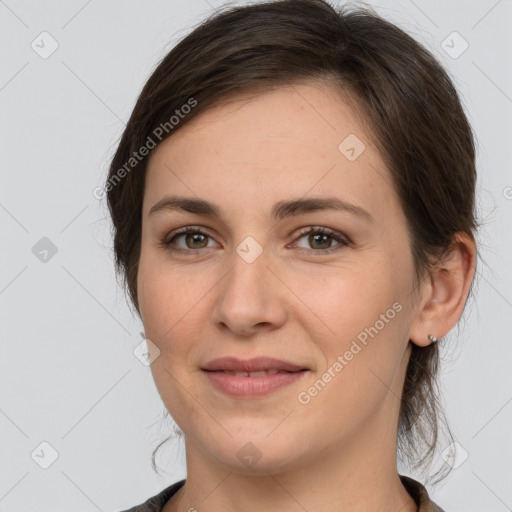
118, 479, 186, 512
399, 475, 446, 512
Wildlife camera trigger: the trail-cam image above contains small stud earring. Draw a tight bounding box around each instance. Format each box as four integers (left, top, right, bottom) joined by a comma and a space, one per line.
427, 334, 438, 343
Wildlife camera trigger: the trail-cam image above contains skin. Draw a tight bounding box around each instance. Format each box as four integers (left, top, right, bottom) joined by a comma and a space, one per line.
136, 80, 476, 512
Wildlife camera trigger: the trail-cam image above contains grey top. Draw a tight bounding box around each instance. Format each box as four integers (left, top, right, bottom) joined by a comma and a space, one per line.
119, 475, 445, 511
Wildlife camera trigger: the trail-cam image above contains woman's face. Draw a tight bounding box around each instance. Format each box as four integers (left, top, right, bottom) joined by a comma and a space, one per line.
137, 81, 425, 473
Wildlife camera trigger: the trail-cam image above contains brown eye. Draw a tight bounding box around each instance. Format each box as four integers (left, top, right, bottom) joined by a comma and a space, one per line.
182, 232, 209, 249
160, 225, 349, 256
308, 232, 332, 250
293, 227, 349, 254
162, 226, 218, 254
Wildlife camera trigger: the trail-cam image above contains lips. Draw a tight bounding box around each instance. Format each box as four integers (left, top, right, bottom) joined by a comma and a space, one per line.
218, 369, 288, 377
202, 358, 308, 398
201, 357, 309, 397
201, 356, 308, 373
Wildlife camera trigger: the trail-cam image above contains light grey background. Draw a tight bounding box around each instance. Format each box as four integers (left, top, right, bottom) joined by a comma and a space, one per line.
0, 0, 510, 511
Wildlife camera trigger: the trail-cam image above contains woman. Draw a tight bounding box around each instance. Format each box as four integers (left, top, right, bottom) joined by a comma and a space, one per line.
109, 1, 478, 510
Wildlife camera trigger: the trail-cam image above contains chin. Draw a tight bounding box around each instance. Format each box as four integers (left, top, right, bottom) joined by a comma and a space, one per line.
197, 429, 306, 475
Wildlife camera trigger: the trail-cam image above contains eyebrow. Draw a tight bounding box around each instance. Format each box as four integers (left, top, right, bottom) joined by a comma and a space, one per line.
148, 195, 373, 223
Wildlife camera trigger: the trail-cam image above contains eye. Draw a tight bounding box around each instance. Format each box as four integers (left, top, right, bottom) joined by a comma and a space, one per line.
159, 225, 350, 255
291, 226, 349, 254
160, 226, 218, 254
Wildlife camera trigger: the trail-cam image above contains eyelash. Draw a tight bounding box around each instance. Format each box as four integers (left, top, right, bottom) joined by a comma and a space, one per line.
159, 226, 350, 256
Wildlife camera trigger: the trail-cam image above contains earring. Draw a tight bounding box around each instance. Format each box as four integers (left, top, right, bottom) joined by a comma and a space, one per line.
427, 334, 438, 343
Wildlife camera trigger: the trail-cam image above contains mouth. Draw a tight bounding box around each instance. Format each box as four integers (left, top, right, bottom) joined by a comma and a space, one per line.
201, 356, 308, 373
201, 357, 309, 397
207, 369, 300, 377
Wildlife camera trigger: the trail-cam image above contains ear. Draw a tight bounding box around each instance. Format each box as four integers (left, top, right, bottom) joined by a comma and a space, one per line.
409, 232, 477, 347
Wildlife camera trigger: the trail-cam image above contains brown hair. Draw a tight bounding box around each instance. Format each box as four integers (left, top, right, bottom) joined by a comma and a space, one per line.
106, 0, 478, 483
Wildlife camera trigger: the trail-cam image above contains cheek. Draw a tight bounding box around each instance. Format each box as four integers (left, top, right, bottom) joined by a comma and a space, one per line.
291, 262, 403, 337
137, 258, 208, 422
137, 255, 214, 354
137, 253, 181, 346
298, 298, 409, 437
297, 264, 410, 394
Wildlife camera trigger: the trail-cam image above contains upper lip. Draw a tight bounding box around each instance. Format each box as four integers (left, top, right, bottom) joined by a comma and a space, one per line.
202, 357, 308, 372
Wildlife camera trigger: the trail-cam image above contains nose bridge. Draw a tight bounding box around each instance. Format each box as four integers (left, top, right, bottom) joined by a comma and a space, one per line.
212, 236, 286, 335
224, 237, 271, 306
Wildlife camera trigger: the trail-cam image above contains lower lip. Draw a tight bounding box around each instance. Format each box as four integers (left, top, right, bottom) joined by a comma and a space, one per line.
203, 370, 308, 397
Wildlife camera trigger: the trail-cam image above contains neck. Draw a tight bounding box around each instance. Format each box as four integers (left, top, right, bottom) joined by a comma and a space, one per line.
164, 409, 417, 512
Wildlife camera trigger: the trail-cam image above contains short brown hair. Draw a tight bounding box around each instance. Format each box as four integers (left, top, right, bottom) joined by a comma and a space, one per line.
106, 0, 478, 482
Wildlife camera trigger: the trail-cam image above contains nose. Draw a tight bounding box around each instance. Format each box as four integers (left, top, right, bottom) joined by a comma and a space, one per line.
211, 245, 288, 337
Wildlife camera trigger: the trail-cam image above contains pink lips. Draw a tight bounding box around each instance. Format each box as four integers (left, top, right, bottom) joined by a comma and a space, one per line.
202, 356, 309, 397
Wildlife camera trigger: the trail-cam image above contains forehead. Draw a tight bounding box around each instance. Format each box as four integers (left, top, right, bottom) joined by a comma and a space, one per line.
144, 81, 397, 222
